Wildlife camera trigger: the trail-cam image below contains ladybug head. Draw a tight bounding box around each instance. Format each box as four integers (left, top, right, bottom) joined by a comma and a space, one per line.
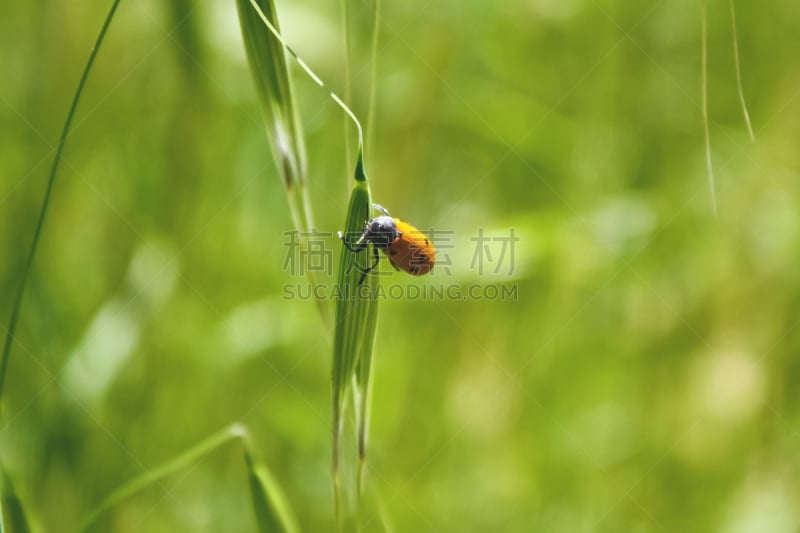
363, 215, 399, 250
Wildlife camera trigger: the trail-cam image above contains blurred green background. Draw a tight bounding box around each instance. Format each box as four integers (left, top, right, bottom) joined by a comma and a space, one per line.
2, 0, 800, 531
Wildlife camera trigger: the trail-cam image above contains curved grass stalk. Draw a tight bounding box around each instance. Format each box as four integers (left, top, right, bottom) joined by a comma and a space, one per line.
77, 425, 246, 531
246, 0, 364, 149
237, 0, 329, 324
244, 2, 381, 527
729, 0, 755, 141
1, 467, 33, 533
331, 150, 376, 530
341, 0, 354, 171
701, 2, 718, 218
77, 424, 299, 533
339, 0, 381, 165
0, 0, 122, 416
366, 0, 381, 158
336, 0, 382, 523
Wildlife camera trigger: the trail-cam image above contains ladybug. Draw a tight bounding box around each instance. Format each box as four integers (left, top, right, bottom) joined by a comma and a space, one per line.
339, 204, 436, 285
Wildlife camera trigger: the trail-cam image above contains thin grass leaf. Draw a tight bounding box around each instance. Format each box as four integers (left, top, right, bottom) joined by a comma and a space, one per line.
77, 424, 246, 531
236, 0, 306, 195
240, 1, 378, 523
77, 424, 300, 532
353, 313, 376, 528
701, 2, 718, 217
236, 0, 330, 323
1, 469, 32, 533
241, 0, 365, 157
729, 0, 755, 141
354, 283, 377, 491
331, 149, 377, 525
340, 0, 380, 166
242, 0, 365, 151
0, 0, 121, 418
366, 0, 381, 157
338, 1, 381, 520
245, 450, 301, 533
341, 0, 354, 169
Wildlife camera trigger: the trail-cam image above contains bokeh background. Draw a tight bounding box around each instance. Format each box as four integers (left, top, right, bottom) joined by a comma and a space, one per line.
2, 0, 800, 531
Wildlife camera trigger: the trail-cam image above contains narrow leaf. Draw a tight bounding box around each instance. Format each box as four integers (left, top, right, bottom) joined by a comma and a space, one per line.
729, 0, 755, 141
331, 149, 378, 526
1, 469, 32, 533
236, 0, 333, 324
701, 3, 718, 217
78, 424, 246, 531
355, 296, 377, 460
0, 0, 121, 417
245, 450, 301, 533
236, 0, 306, 192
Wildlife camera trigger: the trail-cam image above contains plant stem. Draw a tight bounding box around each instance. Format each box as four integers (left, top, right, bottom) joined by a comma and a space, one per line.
701, 2, 718, 218
77, 424, 247, 532
0, 0, 122, 416
729, 0, 755, 141
247, 0, 364, 150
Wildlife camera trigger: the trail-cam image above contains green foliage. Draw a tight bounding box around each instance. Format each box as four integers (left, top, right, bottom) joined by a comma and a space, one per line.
1, 3, 120, 529
238, 0, 381, 522
78, 425, 298, 533
0, 0, 121, 416
246, 449, 301, 533
236, 0, 307, 206
331, 150, 378, 523
2, 1, 800, 532
1, 469, 32, 533
236, 0, 329, 323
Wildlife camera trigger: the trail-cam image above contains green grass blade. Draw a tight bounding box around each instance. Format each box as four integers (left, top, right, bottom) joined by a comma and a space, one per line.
245, 450, 301, 533
239, 0, 378, 522
77, 424, 300, 533
355, 297, 377, 460
1, 469, 32, 533
77, 424, 247, 531
729, 0, 755, 141
341, 0, 354, 169
236, 0, 306, 193
701, 2, 717, 218
366, 0, 381, 156
237, 0, 336, 324
353, 301, 377, 526
243, 0, 364, 148
340, 0, 380, 165
77, 423, 300, 532
336, 2, 381, 520
0, 0, 121, 418
331, 149, 377, 525
354, 233, 379, 500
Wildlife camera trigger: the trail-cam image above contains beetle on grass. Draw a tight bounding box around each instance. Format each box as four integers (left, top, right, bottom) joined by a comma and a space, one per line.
339, 204, 436, 286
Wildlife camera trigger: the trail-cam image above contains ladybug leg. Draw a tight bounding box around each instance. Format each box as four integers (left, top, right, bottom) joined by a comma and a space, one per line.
357, 246, 382, 286
372, 203, 391, 217
338, 230, 368, 253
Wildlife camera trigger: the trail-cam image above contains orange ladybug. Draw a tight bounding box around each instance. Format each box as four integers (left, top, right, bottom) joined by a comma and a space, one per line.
339, 204, 435, 285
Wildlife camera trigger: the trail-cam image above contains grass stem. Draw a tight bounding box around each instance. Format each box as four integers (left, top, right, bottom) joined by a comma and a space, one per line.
247, 0, 364, 149
0, 0, 122, 417
729, 0, 755, 141
701, 2, 718, 218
